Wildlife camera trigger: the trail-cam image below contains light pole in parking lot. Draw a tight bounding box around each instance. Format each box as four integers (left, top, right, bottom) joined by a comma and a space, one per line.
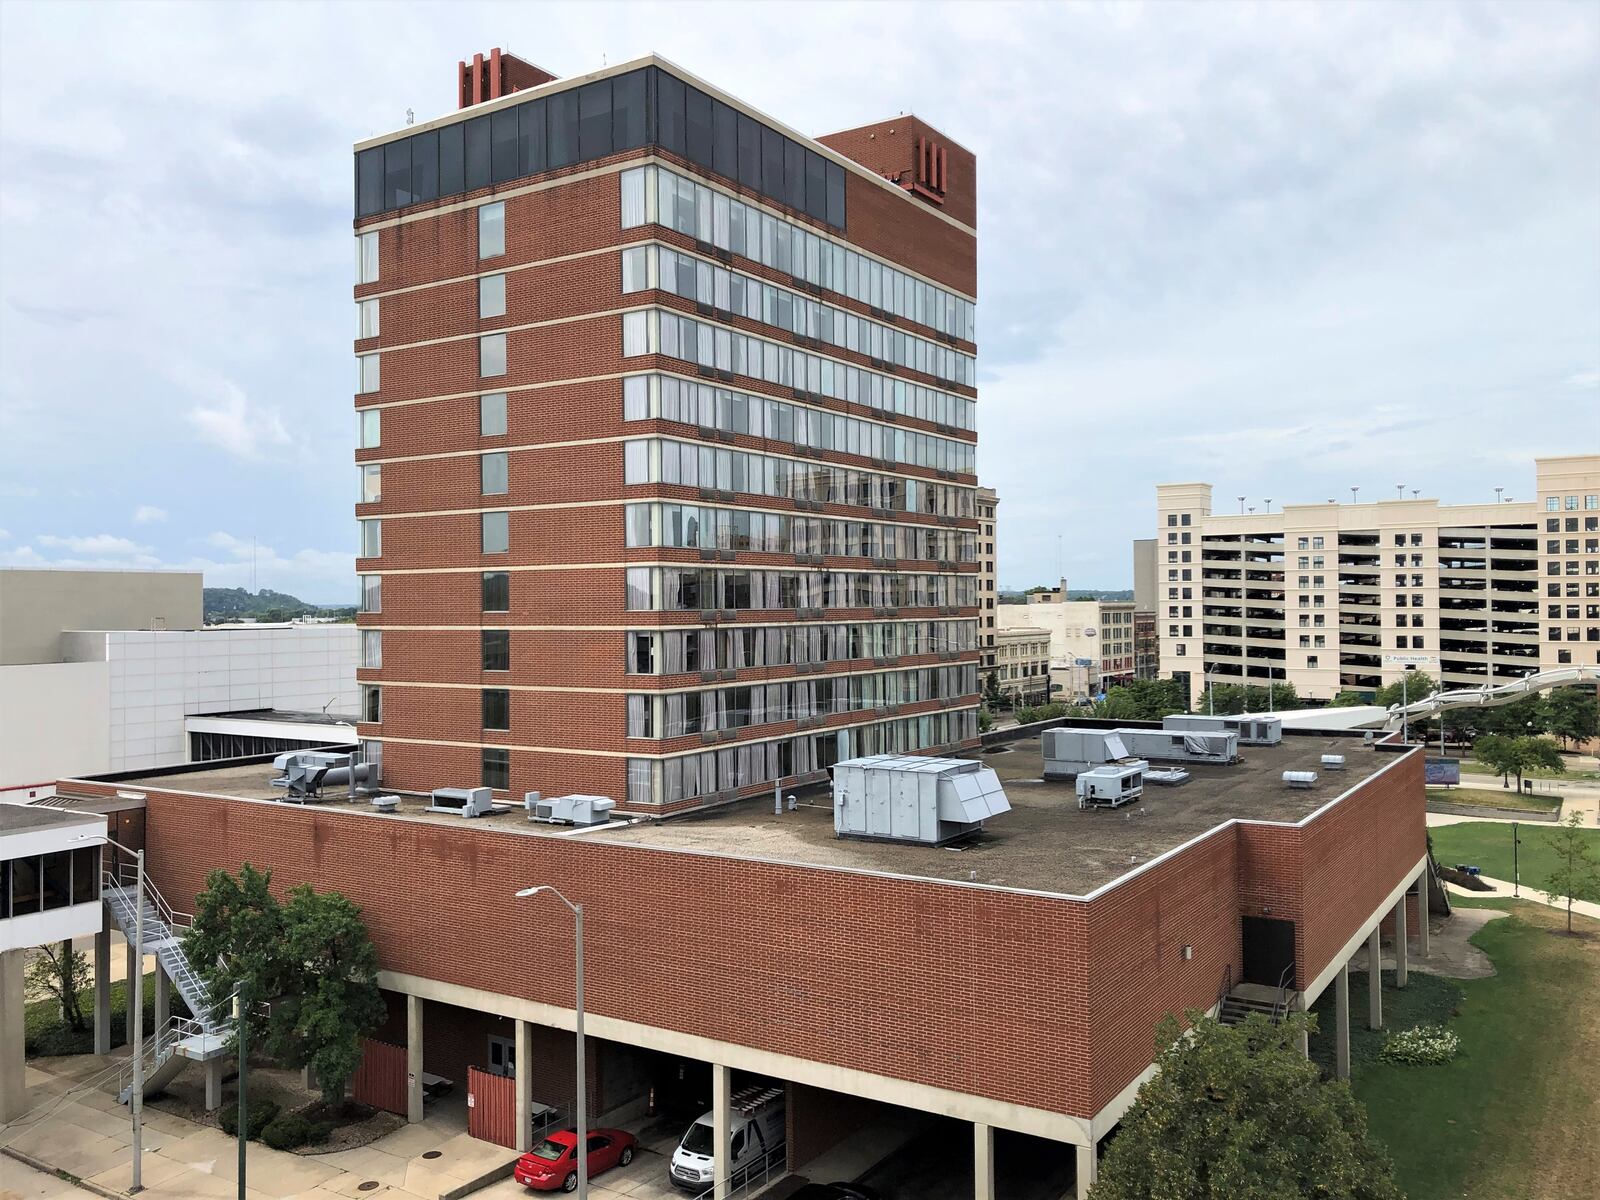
515, 885, 586, 1200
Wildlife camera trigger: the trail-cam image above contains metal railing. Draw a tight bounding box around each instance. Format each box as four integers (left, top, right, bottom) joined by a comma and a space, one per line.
1272, 963, 1296, 1023
1215, 963, 1234, 1015
691, 1144, 787, 1200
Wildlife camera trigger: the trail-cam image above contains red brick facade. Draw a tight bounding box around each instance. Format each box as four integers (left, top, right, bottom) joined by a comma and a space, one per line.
354, 67, 981, 810
63, 749, 1424, 1124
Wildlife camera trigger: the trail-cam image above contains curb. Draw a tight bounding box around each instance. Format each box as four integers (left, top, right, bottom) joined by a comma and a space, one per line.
0, 1145, 127, 1198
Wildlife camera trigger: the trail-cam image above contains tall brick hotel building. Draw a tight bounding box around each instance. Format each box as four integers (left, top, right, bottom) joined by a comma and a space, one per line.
29, 50, 1435, 1200
352, 51, 981, 809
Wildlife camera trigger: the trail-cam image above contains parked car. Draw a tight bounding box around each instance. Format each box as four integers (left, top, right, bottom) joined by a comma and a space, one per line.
513, 1128, 638, 1192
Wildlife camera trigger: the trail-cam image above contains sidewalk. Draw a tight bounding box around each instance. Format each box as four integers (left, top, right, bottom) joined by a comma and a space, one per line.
1444, 875, 1600, 921
1, 1054, 517, 1200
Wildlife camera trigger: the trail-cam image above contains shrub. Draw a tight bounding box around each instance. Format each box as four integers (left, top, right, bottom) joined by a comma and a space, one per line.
261, 1111, 328, 1150
1379, 1023, 1460, 1065
219, 1096, 280, 1139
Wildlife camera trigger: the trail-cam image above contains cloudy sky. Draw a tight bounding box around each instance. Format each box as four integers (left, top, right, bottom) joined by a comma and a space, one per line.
1, 1, 1596, 601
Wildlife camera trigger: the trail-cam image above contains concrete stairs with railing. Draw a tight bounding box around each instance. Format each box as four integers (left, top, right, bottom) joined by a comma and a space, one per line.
1217, 983, 1290, 1026
101, 867, 233, 1105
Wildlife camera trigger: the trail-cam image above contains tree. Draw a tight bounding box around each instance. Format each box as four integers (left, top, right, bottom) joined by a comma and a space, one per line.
1329, 690, 1370, 708
1092, 1011, 1401, 1200
983, 671, 1003, 709
269, 886, 386, 1109
1472, 734, 1562, 791
24, 944, 91, 1032
977, 706, 994, 734
1373, 671, 1436, 711
1543, 812, 1600, 935
188, 863, 287, 1036
1098, 678, 1188, 722
1540, 688, 1599, 750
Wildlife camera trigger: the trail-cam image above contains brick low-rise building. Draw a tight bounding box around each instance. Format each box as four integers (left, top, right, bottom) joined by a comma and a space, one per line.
352, 52, 981, 813
49, 723, 1431, 1197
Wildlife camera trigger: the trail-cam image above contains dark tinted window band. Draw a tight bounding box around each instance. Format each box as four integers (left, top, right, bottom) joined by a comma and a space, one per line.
354, 66, 846, 231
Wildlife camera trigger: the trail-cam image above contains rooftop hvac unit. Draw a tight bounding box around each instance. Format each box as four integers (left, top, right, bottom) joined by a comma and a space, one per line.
528, 794, 615, 827
832, 755, 1011, 846
270, 751, 369, 801
1321, 754, 1347, 770
370, 794, 401, 813
428, 786, 496, 817
1282, 771, 1318, 789
1114, 728, 1239, 766
1041, 728, 1135, 778
1076, 763, 1146, 809
1163, 714, 1282, 746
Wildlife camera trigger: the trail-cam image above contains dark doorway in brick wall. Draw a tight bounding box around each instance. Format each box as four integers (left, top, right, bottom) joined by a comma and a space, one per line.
1240, 916, 1296, 987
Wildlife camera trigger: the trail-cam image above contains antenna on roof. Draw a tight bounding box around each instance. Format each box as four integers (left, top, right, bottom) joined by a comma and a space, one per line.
405, 108, 415, 126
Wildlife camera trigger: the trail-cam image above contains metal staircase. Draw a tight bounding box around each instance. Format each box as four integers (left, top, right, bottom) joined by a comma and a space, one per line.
101, 863, 233, 1104
1217, 964, 1297, 1027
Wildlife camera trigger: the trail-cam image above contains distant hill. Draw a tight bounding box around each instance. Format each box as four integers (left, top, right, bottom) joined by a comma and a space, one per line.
204, 587, 355, 624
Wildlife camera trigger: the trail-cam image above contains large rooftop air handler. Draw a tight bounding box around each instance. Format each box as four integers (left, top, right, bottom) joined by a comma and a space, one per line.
832, 755, 1011, 846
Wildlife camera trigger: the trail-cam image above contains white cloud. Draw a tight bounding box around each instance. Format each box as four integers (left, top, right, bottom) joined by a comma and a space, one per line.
36, 533, 153, 557
1566, 369, 1600, 390
181, 373, 291, 460
132, 505, 167, 524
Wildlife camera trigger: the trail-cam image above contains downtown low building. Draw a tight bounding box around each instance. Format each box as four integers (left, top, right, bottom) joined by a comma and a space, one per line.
997, 584, 1137, 698
42, 721, 1431, 1199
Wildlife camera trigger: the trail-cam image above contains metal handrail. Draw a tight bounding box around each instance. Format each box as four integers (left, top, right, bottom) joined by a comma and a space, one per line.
1215, 963, 1234, 1014
691, 1143, 786, 1200
1273, 962, 1296, 1022
103, 864, 193, 933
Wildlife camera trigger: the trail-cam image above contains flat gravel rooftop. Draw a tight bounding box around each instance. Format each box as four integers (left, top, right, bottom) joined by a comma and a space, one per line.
105, 731, 1403, 896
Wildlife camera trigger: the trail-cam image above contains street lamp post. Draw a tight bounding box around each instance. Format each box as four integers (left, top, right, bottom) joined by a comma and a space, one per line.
515, 886, 585, 1200
77, 834, 145, 1193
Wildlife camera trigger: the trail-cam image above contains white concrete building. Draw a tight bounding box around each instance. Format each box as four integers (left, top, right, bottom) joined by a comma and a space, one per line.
1156, 454, 1600, 707
0, 570, 358, 799
997, 583, 1137, 697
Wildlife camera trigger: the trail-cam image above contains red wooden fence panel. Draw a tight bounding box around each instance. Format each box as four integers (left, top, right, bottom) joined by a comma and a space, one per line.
467, 1066, 516, 1148
350, 1038, 407, 1116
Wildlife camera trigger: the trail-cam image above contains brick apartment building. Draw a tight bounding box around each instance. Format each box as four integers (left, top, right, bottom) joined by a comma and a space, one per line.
352, 52, 981, 812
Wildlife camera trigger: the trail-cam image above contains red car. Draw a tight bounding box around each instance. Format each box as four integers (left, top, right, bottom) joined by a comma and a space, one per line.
513, 1128, 638, 1192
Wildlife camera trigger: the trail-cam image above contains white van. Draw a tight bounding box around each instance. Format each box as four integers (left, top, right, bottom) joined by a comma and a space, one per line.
668, 1084, 785, 1191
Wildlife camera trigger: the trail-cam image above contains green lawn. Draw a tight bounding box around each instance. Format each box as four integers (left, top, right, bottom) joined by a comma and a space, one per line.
1307, 969, 1463, 1077
1429, 820, 1600, 892
1344, 899, 1600, 1200
1426, 786, 1562, 813
23, 968, 187, 1057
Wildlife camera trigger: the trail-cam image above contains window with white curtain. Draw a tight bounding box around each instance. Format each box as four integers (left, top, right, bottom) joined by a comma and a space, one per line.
479, 274, 506, 319
359, 408, 381, 448
481, 452, 509, 495
480, 333, 507, 377
478, 202, 505, 258
360, 630, 382, 669
357, 298, 380, 338
359, 463, 382, 503
359, 575, 382, 613
356, 231, 379, 284
481, 511, 509, 554
357, 354, 380, 394
360, 520, 382, 558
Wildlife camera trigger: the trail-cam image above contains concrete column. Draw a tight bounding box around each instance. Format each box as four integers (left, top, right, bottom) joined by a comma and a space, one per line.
1075, 1140, 1099, 1200
514, 1020, 534, 1152
974, 1122, 995, 1200
204, 1057, 224, 1111
1415, 873, 1430, 959
1393, 893, 1409, 989
154, 961, 170, 1033
712, 1062, 731, 1200
1366, 927, 1382, 1030
2, 950, 29, 1121
406, 994, 425, 1124
94, 921, 112, 1055
1334, 964, 1351, 1081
